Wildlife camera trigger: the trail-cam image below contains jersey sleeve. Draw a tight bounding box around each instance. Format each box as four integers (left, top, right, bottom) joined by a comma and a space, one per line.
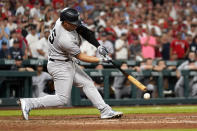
76, 25, 100, 48
177, 61, 188, 71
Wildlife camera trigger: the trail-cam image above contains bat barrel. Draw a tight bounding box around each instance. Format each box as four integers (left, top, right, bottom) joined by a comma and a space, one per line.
109, 59, 147, 92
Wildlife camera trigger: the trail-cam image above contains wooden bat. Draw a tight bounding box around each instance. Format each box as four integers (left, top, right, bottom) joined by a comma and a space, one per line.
109, 60, 147, 91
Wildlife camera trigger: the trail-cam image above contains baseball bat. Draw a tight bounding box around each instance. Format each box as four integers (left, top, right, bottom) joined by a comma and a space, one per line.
76, 25, 146, 91
109, 60, 147, 91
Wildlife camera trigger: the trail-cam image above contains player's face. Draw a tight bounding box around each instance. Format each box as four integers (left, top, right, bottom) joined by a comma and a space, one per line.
15, 60, 22, 66
62, 21, 77, 31
37, 66, 43, 72
188, 52, 196, 60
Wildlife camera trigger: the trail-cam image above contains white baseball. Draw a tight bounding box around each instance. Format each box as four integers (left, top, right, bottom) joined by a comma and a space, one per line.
143, 93, 150, 99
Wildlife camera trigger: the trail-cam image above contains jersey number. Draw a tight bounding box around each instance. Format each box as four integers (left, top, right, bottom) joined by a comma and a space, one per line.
49, 29, 56, 44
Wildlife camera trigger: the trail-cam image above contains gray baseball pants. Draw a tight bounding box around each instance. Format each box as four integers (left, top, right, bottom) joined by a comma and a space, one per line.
25, 60, 110, 111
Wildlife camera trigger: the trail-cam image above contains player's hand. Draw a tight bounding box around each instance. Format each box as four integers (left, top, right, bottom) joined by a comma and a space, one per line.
98, 45, 109, 57
99, 55, 112, 63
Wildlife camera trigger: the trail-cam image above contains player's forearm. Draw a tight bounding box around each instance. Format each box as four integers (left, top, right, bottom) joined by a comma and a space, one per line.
76, 52, 99, 63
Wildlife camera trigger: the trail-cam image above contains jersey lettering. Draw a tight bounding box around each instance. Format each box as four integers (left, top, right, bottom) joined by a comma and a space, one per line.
49, 29, 56, 44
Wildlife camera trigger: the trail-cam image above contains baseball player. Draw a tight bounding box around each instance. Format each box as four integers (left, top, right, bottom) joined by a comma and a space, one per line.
19, 7, 123, 120
32, 62, 52, 98
175, 51, 197, 97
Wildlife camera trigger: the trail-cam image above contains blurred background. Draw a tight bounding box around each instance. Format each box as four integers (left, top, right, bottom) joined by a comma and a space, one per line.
0, 0, 197, 106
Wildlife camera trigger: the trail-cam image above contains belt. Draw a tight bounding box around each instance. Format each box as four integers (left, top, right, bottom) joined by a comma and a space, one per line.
49, 58, 70, 62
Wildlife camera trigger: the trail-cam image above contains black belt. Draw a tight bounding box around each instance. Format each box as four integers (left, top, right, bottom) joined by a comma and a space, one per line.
49, 58, 70, 62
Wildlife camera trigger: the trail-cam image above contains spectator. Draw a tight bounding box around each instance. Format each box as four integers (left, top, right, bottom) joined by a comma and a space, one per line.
30, 2, 41, 18
7, 16, 17, 32
190, 35, 197, 53
15, 1, 27, 16
9, 30, 18, 47
0, 19, 10, 49
104, 18, 117, 43
0, 3, 6, 20
52, 0, 64, 10
148, 17, 162, 37
187, 24, 197, 38
169, 2, 178, 20
136, 24, 147, 39
185, 34, 193, 45
16, 29, 32, 59
8, 39, 24, 59
140, 28, 157, 59
175, 51, 197, 97
44, 9, 53, 27
112, 63, 131, 99
2, 1, 12, 18
97, 11, 106, 28
36, 28, 50, 59
0, 41, 9, 59
170, 32, 189, 60
114, 33, 129, 60
20, 15, 30, 37
36, 19, 45, 38
113, 22, 128, 38
39, 6, 46, 20
32, 62, 52, 98
160, 33, 170, 60
26, 24, 39, 58
128, 27, 142, 61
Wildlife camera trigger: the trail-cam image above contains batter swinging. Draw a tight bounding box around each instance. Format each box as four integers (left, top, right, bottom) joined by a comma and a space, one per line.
19, 7, 123, 120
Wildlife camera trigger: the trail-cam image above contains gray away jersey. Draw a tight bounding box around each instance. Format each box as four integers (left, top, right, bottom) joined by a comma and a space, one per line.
48, 19, 81, 60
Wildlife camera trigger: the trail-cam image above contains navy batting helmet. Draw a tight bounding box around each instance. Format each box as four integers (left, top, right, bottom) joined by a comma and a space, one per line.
60, 8, 81, 26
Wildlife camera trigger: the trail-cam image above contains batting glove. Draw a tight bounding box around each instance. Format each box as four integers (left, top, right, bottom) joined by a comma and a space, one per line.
98, 45, 109, 57
99, 55, 112, 63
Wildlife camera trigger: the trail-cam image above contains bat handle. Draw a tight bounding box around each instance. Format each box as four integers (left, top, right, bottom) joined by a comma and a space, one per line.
105, 55, 111, 61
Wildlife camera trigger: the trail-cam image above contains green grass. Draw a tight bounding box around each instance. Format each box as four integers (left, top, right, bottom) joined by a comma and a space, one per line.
0, 105, 197, 116
97, 129, 197, 131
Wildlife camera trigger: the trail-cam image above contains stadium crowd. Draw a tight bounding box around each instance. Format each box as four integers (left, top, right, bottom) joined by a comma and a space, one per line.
0, 0, 197, 98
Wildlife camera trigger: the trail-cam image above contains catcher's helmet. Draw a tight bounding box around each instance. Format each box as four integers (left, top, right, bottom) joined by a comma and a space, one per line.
60, 8, 81, 26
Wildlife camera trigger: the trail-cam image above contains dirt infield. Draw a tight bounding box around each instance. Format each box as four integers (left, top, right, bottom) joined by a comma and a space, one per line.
1, 113, 197, 131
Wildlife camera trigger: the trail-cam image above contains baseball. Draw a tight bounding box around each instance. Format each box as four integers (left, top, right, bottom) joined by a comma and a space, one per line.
143, 93, 150, 99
